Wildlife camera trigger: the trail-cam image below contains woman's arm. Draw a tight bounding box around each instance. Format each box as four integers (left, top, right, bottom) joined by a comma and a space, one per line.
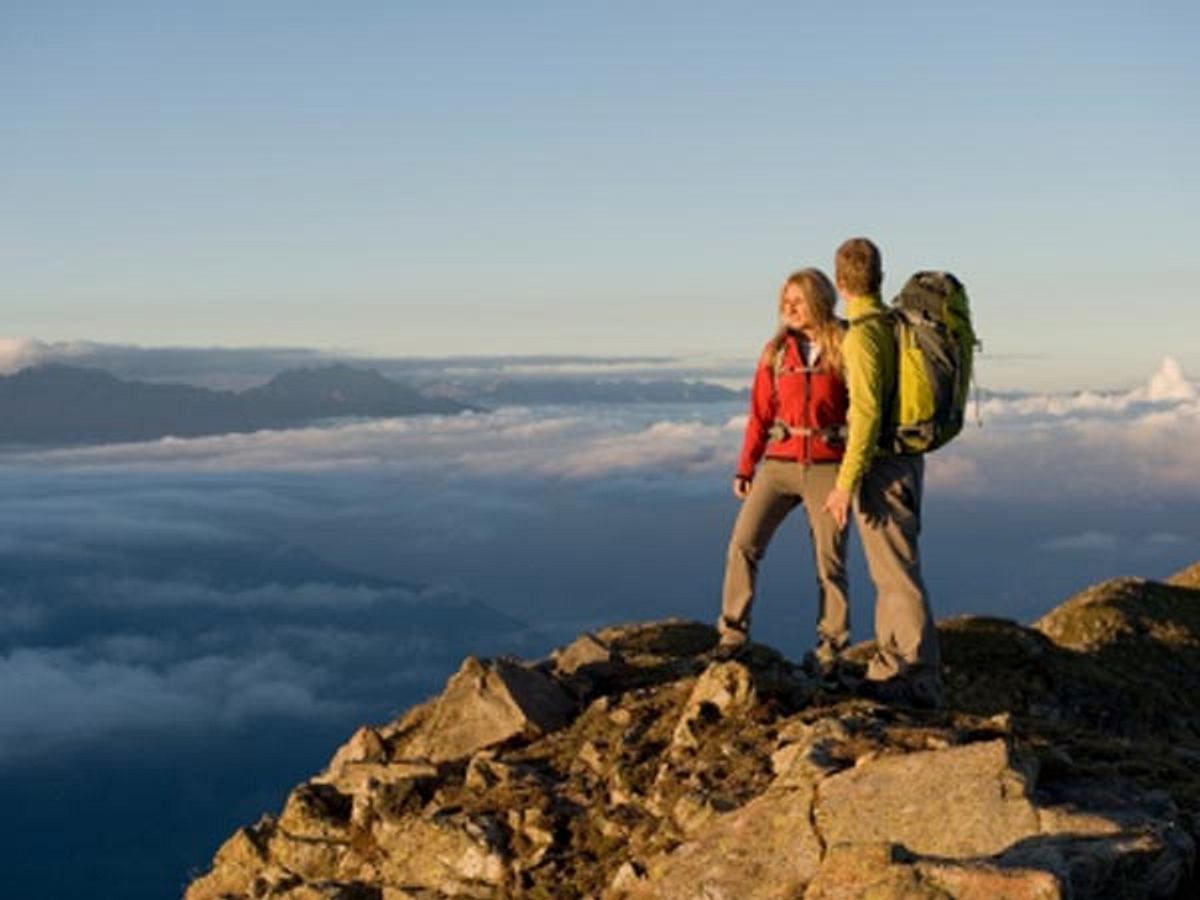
736, 358, 776, 480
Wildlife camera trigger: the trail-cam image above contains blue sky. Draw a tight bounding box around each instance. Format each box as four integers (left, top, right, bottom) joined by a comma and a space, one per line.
2, 2, 1198, 389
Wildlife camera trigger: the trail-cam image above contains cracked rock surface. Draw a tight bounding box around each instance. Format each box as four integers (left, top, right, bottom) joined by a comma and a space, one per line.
187, 564, 1200, 899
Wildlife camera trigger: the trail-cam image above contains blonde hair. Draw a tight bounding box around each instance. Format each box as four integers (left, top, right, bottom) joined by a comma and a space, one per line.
761, 268, 844, 373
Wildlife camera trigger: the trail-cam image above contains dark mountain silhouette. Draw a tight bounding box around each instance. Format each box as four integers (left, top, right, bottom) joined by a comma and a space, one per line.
0, 363, 472, 447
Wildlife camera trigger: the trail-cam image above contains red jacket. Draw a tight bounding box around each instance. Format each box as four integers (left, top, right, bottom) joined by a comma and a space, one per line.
736, 335, 849, 478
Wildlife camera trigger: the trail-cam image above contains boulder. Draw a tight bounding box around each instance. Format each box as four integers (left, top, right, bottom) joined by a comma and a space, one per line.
624, 786, 823, 899
669, 659, 756, 752
400, 656, 575, 763
184, 819, 273, 900
814, 739, 1042, 858
554, 632, 618, 676
369, 810, 508, 893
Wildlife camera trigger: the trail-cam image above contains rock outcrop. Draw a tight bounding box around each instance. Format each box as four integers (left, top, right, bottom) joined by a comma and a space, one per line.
186, 564, 1200, 899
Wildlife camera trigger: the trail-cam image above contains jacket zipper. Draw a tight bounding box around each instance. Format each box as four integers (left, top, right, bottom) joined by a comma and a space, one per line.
802, 340, 812, 465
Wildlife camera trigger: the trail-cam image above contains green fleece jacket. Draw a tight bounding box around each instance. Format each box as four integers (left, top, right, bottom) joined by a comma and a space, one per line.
836, 293, 896, 492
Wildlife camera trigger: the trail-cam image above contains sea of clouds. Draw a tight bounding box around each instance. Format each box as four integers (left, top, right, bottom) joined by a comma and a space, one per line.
0, 353, 1197, 763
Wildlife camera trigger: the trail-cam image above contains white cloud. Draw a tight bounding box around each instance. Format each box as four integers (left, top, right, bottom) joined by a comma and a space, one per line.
1147, 532, 1190, 546
71, 576, 423, 610
1147, 356, 1197, 402
3, 357, 1197, 504
1041, 531, 1120, 552
9, 407, 742, 481
1040, 530, 1195, 555
0, 337, 96, 374
0, 648, 347, 762
979, 357, 1197, 419
931, 357, 1200, 500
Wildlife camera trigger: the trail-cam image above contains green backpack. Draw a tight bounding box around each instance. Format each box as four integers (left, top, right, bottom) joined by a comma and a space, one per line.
856, 271, 979, 454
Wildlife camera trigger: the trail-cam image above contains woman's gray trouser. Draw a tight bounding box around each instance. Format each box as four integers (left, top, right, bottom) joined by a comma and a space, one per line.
720, 460, 849, 648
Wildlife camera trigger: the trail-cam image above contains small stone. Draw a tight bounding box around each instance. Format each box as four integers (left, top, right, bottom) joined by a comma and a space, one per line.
609, 860, 647, 891
577, 740, 605, 774
609, 708, 633, 727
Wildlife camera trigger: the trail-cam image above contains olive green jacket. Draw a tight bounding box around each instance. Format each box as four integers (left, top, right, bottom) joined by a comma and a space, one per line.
836, 294, 896, 492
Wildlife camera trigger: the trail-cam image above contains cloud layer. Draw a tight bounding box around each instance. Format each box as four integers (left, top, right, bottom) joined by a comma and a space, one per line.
9, 357, 1197, 503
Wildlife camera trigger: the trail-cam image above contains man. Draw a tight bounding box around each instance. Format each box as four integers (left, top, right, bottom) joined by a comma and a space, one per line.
822, 237, 944, 708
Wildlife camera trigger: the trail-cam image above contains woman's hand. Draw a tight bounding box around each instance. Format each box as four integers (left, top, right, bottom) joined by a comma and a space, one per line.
733, 476, 752, 500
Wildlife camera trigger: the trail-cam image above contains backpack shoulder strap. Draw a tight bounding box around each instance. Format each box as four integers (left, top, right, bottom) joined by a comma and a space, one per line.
772, 340, 788, 378
849, 310, 892, 328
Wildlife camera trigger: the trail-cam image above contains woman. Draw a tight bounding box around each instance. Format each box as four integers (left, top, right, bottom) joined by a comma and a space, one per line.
716, 268, 850, 672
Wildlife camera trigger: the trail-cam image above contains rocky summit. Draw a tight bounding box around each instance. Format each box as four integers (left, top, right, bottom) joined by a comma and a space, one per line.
186, 564, 1200, 899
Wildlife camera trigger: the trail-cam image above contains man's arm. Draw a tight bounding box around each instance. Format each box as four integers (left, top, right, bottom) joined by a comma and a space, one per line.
835, 323, 886, 492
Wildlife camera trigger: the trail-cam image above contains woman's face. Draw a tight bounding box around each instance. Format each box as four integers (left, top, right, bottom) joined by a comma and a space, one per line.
781, 283, 815, 331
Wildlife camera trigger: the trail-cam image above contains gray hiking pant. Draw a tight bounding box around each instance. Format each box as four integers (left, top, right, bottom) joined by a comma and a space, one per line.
855, 454, 941, 683
720, 460, 849, 648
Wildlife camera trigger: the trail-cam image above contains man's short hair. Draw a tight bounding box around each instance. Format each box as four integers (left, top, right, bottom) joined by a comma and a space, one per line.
835, 237, 882, 296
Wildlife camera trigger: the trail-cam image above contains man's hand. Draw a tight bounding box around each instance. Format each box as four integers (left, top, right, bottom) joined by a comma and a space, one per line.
823, 486, 852, 530
733, 476, 752, 500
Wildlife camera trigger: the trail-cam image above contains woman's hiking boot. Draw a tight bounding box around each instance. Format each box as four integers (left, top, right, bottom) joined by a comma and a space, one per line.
711, 630, 749, 662
711, 617, 750, 661
802, 639, 845, 686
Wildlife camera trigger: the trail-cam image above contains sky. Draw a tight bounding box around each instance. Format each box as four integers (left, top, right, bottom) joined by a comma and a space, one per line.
1, 5, 1199, 895
3, 1, 1198, 390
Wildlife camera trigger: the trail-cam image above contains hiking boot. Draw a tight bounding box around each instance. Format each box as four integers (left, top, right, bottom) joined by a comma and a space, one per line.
710, 623, 749, 662
711, 640, 749, 663
801, 640, 842, 683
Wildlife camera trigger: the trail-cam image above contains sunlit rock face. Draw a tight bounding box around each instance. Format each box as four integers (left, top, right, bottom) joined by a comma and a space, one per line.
187, 563, 1200, 900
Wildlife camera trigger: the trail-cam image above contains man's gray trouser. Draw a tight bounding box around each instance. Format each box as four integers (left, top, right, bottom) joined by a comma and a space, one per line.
720, 460, 849, 647
855, 454, 941, 683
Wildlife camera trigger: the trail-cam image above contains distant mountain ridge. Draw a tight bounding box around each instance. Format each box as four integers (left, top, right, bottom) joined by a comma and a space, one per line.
0, 363, 471, 448
0, 362, 746, 449
422, 376, 740, 406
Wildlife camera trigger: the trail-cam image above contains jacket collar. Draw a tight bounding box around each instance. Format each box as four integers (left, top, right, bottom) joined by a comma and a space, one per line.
846, 293, 885, 321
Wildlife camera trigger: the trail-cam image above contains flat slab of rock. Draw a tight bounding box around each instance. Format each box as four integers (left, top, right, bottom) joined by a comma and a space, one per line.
401, 656, 575, 763
815, 739, 1041, 858
804, 842, 1063, 900
623, 786, 822, 899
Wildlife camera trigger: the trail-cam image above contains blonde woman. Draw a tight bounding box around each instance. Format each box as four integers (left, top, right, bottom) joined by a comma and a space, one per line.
716, 268, 850, 674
